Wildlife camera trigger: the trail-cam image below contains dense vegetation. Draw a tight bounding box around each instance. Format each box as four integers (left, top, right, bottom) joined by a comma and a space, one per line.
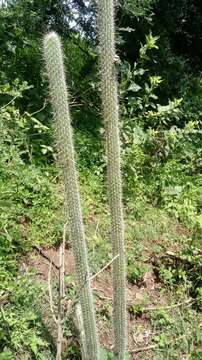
0, 0, 201, 359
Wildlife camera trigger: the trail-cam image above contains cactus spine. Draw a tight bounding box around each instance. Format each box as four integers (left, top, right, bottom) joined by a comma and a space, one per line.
97, 1, 127, 359
43, 32, 99, 360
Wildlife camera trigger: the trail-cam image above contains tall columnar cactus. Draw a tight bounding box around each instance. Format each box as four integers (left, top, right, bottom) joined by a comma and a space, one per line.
97, 1, 127, 359
43, 32, 99, 360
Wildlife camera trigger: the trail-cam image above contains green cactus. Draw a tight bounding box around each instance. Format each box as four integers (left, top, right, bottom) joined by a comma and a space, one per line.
97, 1, 127, 359
43, 32, 99, 360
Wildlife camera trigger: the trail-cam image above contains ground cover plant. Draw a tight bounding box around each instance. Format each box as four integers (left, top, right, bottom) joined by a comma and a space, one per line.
0, 0, 201, 359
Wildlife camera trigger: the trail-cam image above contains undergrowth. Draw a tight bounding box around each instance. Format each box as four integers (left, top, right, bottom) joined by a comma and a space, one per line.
0, 73, 201, 358
1, 154, 201, 358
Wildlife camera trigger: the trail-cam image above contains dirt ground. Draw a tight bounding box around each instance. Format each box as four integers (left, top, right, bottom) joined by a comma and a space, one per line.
23, 246, 170, 359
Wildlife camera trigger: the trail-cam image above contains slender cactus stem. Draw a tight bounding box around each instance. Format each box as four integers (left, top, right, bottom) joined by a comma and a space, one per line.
97, 1, 127, 359
43, 32, 99, 360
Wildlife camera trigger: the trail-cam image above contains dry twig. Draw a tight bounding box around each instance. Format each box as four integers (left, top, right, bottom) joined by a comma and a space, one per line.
48, 263, 58, 325
56, 223, 66, 360
132, 344, 158, 354
128, 298, 195, 311
131, 322, 202, 354
32, 244, 60, 270
90, 254, 119, 282
30, 99, 47, 116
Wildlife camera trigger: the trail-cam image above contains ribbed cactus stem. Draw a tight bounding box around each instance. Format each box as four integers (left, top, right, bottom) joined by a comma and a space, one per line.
97, 1, 127, 359
43, 32, 99, 360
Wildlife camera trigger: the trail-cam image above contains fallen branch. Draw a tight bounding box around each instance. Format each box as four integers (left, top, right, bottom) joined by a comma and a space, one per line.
0, 293, 9, 305
132, 344, 158, 354
56, 222, 67, 360
90, 254, 119, 282
94, 220, 100, 237
66, 255, 120, 315
48, 263, 58, 325
75, 303, 87, 360
29, 99, 47, 116
0, 95, 19, 110
140, 298, 194, 312
131, 322, 202, 354
32, 245, 60, 270
144, 250, 202, 265
152, 251, 202, 266
128, 298, 195, 312
66, 257, 119, 336
0, 305, 11, 338
93, 288, 112, 302
92, 289, 194, 314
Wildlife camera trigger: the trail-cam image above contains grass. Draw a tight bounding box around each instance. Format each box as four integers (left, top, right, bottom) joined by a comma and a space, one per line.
0, 159, 201, 359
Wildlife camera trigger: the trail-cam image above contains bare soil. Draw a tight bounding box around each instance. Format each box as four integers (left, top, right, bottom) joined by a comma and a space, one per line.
25, 246, 169, 359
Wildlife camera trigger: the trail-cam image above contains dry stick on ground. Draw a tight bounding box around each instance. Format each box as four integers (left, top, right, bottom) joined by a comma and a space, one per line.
47, 222, 67, 360
32, 244, 60, 270
92, 289, 112, 302
48, 263, 58, 325
151, 251, 202, 264
138, 298, 195, 312
132, 344, 158, 354
70, 255, 119, 360
94, 220, 100, 237
75, 303, 87, 360
131, 323, 202, 354
0, 293, 9, 306
66, 254, 120, 335
72, 254, 120, 310
56, 223, 66, 360
67, 255, 120, 321
0, 306, 11, 338
144, 250, 202, 265
90, 254, 119, 282
91, 287, 194, 313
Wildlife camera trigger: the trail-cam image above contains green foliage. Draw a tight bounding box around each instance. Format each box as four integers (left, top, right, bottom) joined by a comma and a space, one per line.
150, 306, 202, 359
0, 1, 201, 358
75, 130, 104, 175
0, 80, 53, 163
64, 345, 81, 359
155, 243, 202, 305
0, 82, 64, 359
98, 348, 131, 360
120, 32, 182, 125
0, 275, 52, 359
127, 262, 148, 285
120, 33, 202, 228
122, 0, 155, 21
0, 231, 54, 359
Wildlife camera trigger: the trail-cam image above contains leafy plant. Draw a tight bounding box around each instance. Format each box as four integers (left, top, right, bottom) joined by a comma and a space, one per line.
127, 262, 148, 285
